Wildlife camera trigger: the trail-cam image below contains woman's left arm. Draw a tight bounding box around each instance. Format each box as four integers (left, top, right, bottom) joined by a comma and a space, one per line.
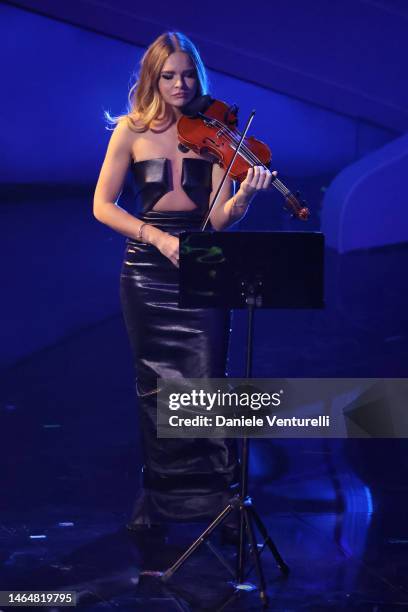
209, 164, 276, 231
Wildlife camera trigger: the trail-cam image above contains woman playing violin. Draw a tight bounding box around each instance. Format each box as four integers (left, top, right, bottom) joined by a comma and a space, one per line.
93, 31, 274, 535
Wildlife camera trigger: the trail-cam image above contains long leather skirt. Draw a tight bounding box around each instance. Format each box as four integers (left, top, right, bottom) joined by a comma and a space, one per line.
120, 210, 239, 524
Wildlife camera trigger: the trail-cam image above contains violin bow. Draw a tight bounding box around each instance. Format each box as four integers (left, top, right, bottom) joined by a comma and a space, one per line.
200, 110, 256, 231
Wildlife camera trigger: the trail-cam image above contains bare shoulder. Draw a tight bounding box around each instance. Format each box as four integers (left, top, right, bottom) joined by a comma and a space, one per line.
95, 118, 141, 204
110, 117, 140, 149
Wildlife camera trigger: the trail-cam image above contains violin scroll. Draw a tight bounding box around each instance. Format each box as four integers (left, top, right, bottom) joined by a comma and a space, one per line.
284, 191, 310, 221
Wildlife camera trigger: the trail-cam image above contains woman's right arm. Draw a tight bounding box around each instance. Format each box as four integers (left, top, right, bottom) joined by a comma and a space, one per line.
93, 121, 180, 266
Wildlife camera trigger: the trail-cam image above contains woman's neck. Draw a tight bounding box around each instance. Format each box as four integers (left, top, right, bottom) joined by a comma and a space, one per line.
150, 106, 181, 133
172, 106, 183, 120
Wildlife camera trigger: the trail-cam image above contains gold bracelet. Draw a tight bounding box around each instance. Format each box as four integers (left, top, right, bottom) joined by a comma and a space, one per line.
137, 222, 148, 242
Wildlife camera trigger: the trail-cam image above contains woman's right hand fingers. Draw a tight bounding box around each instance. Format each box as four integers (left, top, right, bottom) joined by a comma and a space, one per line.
170, 248, 179, 268
157, 233, 180, 267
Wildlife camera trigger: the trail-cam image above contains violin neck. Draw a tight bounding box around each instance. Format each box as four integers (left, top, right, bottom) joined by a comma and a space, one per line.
269, 174, 291, 198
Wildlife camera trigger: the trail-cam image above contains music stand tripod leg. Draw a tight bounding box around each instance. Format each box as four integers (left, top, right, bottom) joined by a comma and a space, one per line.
249, 505, 289, 575
243, 505, 269, 605
236, 499, 247, 583
160, 502, 235, 582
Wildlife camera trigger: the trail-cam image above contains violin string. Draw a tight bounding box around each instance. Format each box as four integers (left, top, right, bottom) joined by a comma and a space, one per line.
206, 116, 307, 208
211, 119, 265, 167
201, 115, 308, 216
228, 140, 289, 195
209, 117, 291, 196
221, 127, 309, 214
210, 120, 284, 189
211, 118, 269, 170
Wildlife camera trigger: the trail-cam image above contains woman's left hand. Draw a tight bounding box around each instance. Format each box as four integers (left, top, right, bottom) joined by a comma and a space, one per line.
239, 166, 277, 199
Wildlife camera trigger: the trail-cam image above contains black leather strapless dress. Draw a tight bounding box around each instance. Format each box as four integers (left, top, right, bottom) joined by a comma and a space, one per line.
120, 158, 239, 525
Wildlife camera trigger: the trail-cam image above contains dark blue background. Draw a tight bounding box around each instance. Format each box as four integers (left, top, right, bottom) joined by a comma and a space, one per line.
1, 1, 407, 366
1, 3, 407, 607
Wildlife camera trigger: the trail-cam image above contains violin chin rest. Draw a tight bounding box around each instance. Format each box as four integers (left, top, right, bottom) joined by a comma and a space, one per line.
180, 94, 214, 117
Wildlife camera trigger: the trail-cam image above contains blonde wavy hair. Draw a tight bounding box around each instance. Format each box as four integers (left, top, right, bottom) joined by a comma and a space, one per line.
106, 32, 208, 132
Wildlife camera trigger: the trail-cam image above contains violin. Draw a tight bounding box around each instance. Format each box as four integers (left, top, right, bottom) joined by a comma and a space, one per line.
177, 96, 309, 221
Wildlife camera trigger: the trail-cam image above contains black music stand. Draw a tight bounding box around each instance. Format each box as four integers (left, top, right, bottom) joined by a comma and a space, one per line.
158, 231, 324, 605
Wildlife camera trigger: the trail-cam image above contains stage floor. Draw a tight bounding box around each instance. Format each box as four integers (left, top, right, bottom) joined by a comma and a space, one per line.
1, 244, 407, 610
